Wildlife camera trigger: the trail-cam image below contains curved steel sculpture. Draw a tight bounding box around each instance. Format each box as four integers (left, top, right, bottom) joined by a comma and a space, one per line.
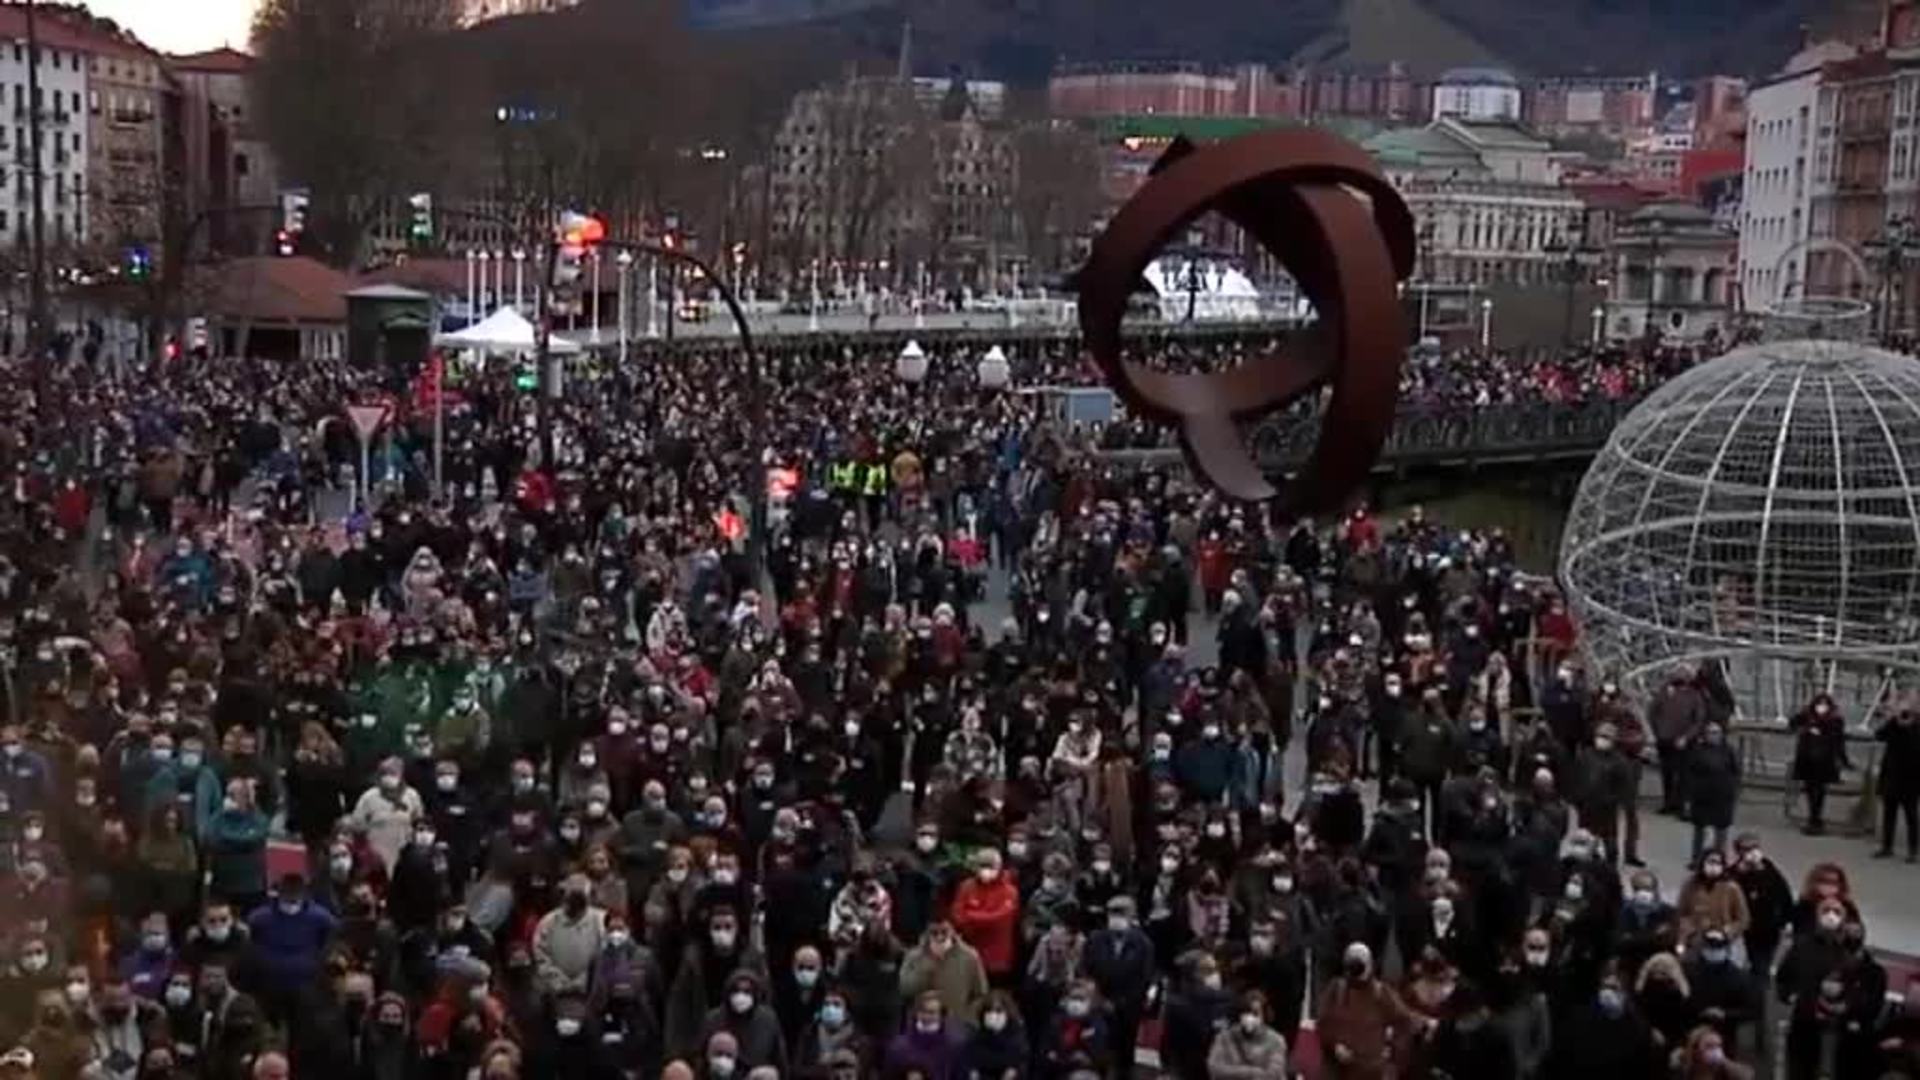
1077, 129, 1417, 507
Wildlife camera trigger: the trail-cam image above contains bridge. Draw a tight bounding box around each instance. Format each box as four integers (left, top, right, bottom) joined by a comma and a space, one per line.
1097, 398, 1640, 472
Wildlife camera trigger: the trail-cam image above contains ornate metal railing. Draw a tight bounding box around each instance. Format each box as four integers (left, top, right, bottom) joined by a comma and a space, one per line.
1245, 398, 1639, 470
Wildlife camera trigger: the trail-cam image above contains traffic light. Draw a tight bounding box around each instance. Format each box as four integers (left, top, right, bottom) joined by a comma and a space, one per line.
274, 229, 296, 257
407, 193, 433, 245
124, 245, 150, 280
551, 210, 604, 303
515, 362, 538, 391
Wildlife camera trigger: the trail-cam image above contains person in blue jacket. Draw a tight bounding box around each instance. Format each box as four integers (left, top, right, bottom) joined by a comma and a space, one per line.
204, 777, 270, 913
143, 731, 224, 838
245, 873, 339, 1023
0, 724, 54, 813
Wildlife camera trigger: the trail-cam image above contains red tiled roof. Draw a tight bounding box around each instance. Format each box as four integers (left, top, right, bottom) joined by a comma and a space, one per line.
168, 46, 253, 74
198, 257, 352, 324
0, 6, 159, 62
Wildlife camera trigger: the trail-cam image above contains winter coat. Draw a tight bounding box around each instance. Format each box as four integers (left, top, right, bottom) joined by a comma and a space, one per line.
1675, 877, 1751, 943
1876, 717, 1920, 801
1207, 1023, 1289, 1080
1789, 710, 1849, 785
900, 940, 989, 1022
885, 1023, 962, 1080
203, 806, 269, 899
532, 904, 608, 996
701, 994, 788, 1076
1083, 927, 1156, 1009
1316, 976, 1419, 1080
245, 901, 339, 996
1685, 741, 1741, 828
950, 875, 1021, 977
1648, 687, 1706, 746
349, 785, 424, 872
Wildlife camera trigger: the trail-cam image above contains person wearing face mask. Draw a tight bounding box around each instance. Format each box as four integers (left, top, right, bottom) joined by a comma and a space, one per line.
1573, 722, 1639, 868
1428, 983, 1517, 1080
899, 919, 989, 1027
1164, 950, 1235, 1080
1676, 851, 1751, 949
347, 758, 423, 875
1039, 978, 1113, 1079
244, 874, 339, 1023
1685, 722, 1742, 864
950, 849, 1021, 986
115, 913, 176, 1002
1545, 968, 1657, 1080
772, 944, 828, 1047
1204, 989, 1289, 1080
1727, 835, 1792, 987
1083, 896, 1155, 1077
664, 908, 772, 1062
1775, 898, 1857, 1020
698, 971, 787, 1078
1784, 921, 1885, 1080
1789, 693, 1851, 836
532, 874, 608, 997
1613, 871, 1678, 977
619, 779, 689, 894
1676, 1026, 1752, 1080
1316, 942, 1425, 1080
1682, 929, 1758, 1058
1175, 713, 1236, 805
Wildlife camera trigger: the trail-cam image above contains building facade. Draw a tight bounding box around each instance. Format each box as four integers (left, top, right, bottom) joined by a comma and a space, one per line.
1049, 62, 1298, 120
1524, 74, 1659, 139
1430, 67, 1522, 123
1606, 201, 1738, 342
1368, 117, 1585, 286
1739, 50, 1842, 308
83, 36, 168, 259
0, 9, 91, 256
168, 48, 279, 259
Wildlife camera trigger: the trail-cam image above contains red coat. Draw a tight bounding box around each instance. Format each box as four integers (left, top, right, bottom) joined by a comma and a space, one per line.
52, 484, 90, 533
949, 873, 1020, 975
1196, 539, 1230, 593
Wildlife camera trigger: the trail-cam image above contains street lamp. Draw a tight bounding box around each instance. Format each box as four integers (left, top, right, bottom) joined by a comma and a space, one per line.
646, 256, 660, 339
896, 339, 929, 384
512, 248, 526, 312
465, 251, 478, 325
476, 250, 491, 310
616, 250, 634, 364
1863, 216, 1918, 339
977, 344, 1009, 389
1591, 304, 1606, 345
1479, 297, 1494, 350
1545, 224, 1601, 347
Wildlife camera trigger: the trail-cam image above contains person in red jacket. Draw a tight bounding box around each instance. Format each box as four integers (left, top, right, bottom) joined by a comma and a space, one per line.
1196, 531, 1230, 615
950, 848, 1020, 984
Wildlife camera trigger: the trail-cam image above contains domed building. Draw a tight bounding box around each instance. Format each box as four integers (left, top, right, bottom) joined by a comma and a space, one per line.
1559, 307, 1920, 726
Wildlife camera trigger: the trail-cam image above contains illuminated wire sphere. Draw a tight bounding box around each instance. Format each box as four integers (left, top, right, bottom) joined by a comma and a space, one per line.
1559, 308, 1920, 726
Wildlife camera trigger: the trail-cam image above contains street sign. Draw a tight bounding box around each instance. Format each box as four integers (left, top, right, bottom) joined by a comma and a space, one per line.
346, 404, 388, 442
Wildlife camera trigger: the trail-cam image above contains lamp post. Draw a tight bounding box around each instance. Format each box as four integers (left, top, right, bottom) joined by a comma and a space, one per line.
646, 257, 660, 339
1545, 223, 1600, 347
1479, 297, 1494, 351
1591, 304, 1606, 345
617, 250, 633, 364
1864, 216, 1918, 340
477, 251, 491, 310
512, 248, 526, 312
493, 249, 506, 312
465, 251, 478, 325
589, 247, 602, 344
809, 264, 821, 334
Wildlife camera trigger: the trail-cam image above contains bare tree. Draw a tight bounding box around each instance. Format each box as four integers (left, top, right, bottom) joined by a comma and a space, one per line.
1009, 119, 1103, 273
251, 0, 463, 267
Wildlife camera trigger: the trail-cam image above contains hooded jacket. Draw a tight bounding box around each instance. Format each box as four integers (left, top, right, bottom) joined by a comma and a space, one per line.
698, 969, 788, 1077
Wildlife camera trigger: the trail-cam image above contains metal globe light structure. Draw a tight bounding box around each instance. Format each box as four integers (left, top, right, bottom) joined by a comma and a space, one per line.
1559, 301, 1920, 727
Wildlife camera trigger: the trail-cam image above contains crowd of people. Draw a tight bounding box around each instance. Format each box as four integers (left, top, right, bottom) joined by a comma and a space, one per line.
0, 327, 1912, 1080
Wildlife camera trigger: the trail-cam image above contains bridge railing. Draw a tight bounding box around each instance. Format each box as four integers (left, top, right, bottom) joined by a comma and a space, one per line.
1240, 397, 1642, 470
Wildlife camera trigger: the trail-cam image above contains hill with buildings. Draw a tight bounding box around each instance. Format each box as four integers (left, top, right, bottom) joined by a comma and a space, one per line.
873, 0, 1852, 81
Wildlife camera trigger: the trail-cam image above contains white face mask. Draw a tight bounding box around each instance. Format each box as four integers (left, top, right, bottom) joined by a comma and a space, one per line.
983, 1010, 1007, 1032
729, 991, 755, 1014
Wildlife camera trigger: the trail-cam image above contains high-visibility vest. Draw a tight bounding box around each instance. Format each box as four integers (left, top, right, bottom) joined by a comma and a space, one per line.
830, 462, 857, 492
861, 462, 889, 496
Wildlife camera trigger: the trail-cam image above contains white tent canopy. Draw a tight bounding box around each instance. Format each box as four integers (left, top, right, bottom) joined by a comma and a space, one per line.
436, 306, 582, 354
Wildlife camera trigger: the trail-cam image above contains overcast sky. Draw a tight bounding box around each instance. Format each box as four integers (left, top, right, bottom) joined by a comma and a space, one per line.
88, 0, 258, 55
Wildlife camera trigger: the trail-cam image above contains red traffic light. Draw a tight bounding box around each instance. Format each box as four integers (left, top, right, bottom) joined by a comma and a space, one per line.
559, 211, 606, 248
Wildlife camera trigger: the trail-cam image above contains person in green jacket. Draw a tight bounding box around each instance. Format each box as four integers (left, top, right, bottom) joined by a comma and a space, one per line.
204, 777, 271, 914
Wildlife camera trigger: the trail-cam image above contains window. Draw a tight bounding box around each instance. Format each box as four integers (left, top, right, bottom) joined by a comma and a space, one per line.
235, 152, 249, 178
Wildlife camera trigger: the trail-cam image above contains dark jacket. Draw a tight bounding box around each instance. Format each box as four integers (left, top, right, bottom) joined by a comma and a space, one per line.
1876, 717, 1920, 801
1685, 741, 1741, 828
1790, 709, 1850, 785
1083, 928, 1155, 1009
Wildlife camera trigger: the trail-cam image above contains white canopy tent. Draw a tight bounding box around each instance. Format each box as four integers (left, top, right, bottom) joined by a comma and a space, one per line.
436, 306, 581, 354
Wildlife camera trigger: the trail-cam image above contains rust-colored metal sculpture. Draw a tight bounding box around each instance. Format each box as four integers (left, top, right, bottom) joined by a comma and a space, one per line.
1077, 128, 1416, 508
